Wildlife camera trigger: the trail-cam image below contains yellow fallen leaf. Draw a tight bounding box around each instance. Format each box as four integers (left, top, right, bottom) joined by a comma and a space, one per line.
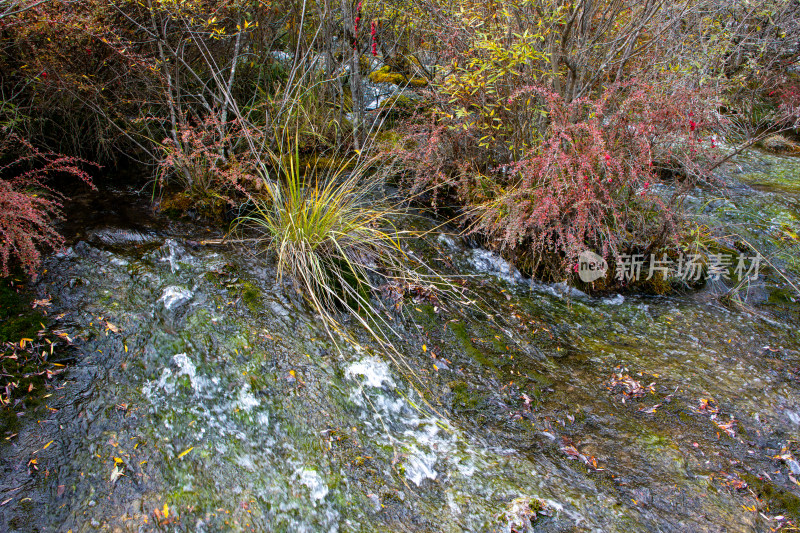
163, 503, 169, 518
43, 440, 54, 450
422, 344, 427, 352
177, 446, 194, 459
114, 457, 124, 465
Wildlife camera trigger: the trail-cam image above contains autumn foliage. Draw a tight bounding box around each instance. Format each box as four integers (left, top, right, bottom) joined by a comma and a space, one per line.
389, 81, 720, 277
0, 0, 797, 285
0, 135, 94, 278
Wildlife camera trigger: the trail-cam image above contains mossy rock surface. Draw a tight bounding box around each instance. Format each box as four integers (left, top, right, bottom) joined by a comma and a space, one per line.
741, 473, 800, 520
0, 278, 54, 436
0, 279, 40, 344
377, 94, 421, 118
368, 66, 427, 87
757, 134, 800, 155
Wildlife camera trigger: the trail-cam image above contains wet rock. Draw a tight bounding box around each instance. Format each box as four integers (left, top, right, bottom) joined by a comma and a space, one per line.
87, 227, 161, 248
158, 286, 193, 310
268, 299, 290, 317
758, 134, 800, 155
469, 248, 524, 284
631, 487, 653, 505
368, 493, 381, 511
74, 240, 91, 255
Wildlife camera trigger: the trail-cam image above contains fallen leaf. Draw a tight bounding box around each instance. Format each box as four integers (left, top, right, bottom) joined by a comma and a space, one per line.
32, 297, 52, 309
177, 446, 194, 459
110, 465, 125, 483
715, 417, 737, 437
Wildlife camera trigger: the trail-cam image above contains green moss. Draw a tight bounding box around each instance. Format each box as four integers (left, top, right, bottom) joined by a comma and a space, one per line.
0, 279, 40, 343
524, 370, 554, 389
159, 190, 230, 223
734, 152, 800, 193
368, 66, 405, 85
377, 94, 420, 120
741, 473, 800, 519
496, 497, 546, 528
0, 277, 52, 437
410, 304, 438, 331
490, 335, 508, 352
297, 155, 356, 173
448, 321, 494, 367
376, 130, 403, 148
447, 380, 484, 410
240, 281, 262, 313
368, 66, 428, 87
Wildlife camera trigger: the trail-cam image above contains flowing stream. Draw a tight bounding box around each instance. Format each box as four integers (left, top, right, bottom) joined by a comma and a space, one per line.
0, 151, 799, 532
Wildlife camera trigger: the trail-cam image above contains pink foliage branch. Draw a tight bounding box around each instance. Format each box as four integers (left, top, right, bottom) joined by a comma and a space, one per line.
389, 81, 721, 275
0, 134, 95, 278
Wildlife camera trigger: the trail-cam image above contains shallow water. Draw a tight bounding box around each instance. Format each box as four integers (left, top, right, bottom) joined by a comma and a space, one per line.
0, 153, 799, 532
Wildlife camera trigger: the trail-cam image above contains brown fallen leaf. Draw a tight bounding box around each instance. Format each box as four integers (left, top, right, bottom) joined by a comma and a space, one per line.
699, 398, 719, 414
723, 473, 748, 490
609, 371, 655, 400
715, 417, 737, 437
32, 297, 52, 309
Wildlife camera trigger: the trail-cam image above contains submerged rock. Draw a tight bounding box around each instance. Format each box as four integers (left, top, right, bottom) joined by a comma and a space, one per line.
758, 134, 800, 155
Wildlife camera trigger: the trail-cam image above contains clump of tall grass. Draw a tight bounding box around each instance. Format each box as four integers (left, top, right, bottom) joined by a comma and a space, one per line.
234, 143, 431, 345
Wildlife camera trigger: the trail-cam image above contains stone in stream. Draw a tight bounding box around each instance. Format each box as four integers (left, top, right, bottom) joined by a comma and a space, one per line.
158, 286, 193, 310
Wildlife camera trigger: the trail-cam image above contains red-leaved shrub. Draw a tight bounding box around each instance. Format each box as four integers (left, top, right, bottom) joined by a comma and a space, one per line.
156, 114, 265, 202
0, 134, 94, 278
388, 82, 720, 277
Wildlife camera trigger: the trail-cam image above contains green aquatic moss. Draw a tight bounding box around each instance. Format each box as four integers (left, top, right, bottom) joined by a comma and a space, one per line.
368, 66, 428, 87
448, 321, 494, 367
448, 380, 485, 410
741, 473, 800, 519
240, 281, 262, 313
0, 278, 52, 436
0, 279, 40, 343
